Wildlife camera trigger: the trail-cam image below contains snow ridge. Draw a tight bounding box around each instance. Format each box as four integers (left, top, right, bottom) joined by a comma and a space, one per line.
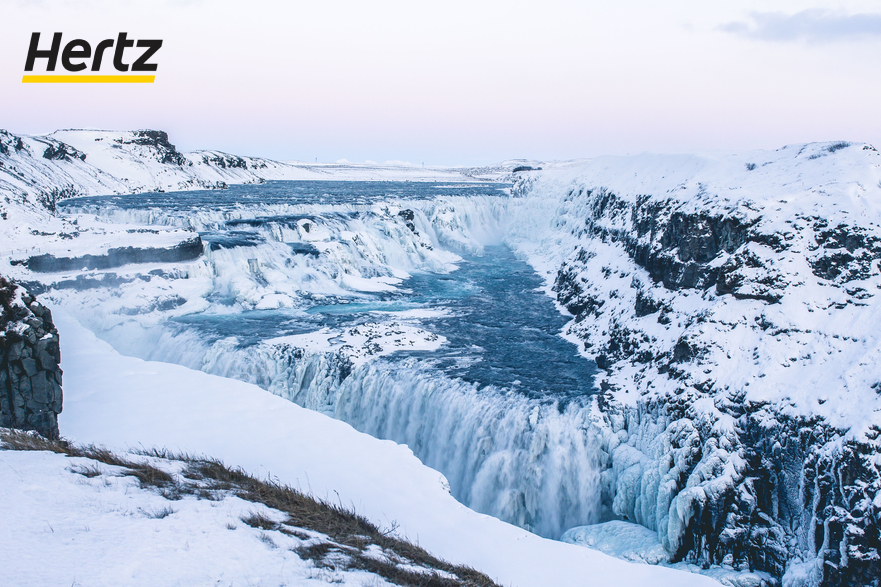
0, 428, 501, 587
0, 127, 535, 212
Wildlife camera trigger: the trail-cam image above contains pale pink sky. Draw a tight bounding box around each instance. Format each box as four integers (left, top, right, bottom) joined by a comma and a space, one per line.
3, 0, 881, 165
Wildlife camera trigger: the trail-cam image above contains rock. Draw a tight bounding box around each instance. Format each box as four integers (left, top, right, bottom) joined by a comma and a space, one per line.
201, 153, 247, 169
0, 277, 62, 439
19, 357, 38, 377
397, 209, 418, 234
25, 236, 203, 272
41, 141, 86, 162
116, 130, 189, 166
530, 177, 881, 587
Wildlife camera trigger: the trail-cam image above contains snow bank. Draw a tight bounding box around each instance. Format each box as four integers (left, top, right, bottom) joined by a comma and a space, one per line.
54, 310, 715, 587
0, 449, 390, 587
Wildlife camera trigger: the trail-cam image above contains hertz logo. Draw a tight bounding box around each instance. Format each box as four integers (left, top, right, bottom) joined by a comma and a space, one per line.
23, 33, 162, 83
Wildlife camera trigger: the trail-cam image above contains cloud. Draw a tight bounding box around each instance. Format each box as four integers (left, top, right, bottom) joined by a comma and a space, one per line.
719, 10, 881, 43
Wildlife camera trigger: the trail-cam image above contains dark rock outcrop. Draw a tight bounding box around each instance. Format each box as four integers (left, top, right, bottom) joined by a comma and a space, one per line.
0, 278, 62, 439
201, 153, 249, 169
398, 209, 418, 234
115, 130, 190, 166
37, 185, 82, 213
0, 130, 26, 156
25, 236, 204, 272
808, 221, 881, 283
42, 142, 86, 162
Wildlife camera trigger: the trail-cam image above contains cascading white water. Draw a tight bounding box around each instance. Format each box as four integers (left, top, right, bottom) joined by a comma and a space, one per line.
54, 182, 604, 539
85, 306, 603, 539
293, 357, 602, 538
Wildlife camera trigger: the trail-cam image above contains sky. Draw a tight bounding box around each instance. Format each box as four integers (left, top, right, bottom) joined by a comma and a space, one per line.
2, 0, 881, 166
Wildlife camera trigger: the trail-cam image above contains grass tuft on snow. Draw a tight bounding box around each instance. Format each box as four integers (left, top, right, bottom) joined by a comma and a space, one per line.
142, 506, 175, 519
241, 510, 279, 531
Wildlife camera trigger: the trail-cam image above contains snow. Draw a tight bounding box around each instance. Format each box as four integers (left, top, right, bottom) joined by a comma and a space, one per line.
266, 321, 445, 367
8, 132, 881, 584
0, 127, 536, 278
0, 128, 545, 214
50, 310, 717, 587
503, 142, 881, 433
0, 449, 389, 587
497, 142, 881, 583
2, 214, 195, 263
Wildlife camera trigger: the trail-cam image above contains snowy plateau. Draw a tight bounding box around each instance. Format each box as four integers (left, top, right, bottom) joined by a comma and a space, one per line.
1, 129, 880, 587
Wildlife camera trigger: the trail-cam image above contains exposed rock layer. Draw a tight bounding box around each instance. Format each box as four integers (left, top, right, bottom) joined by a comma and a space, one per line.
23, 236, 204, 272
0, 278, 62, 439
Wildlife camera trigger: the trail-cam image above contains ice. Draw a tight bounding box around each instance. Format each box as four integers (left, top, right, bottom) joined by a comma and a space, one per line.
561, 520, 669, 564
29, 204, 605, 539
290, 359, 603, 538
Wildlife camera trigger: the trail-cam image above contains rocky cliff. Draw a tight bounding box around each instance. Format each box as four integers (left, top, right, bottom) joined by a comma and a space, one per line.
0, 278, 62, 439
508, 143, 881, 587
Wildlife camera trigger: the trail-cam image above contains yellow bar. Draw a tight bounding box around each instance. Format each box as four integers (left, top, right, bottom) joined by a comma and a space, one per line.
22, 75, 155, 83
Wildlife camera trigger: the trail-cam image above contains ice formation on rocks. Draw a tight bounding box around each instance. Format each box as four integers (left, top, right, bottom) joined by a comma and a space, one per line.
505, 143, 881, 586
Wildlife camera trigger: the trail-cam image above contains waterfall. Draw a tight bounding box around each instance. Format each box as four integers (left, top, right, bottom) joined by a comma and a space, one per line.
52, 184, 603, 539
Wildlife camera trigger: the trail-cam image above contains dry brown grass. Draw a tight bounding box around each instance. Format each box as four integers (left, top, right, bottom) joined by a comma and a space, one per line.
0, 428, 501, 587
0, 429, 174, 490
184, 456, 500, 586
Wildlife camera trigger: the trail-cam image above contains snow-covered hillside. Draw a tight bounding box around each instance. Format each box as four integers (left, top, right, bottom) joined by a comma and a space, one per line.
504, 142, 881, 587
0, 127, 543, 209
2, 434, 482, 587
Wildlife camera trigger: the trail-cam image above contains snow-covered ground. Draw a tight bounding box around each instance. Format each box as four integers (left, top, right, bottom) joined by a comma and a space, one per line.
0, 128, 563, 206
0, 448, 395, 587
0, 310, 717, 587
505, 142, 881, 428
